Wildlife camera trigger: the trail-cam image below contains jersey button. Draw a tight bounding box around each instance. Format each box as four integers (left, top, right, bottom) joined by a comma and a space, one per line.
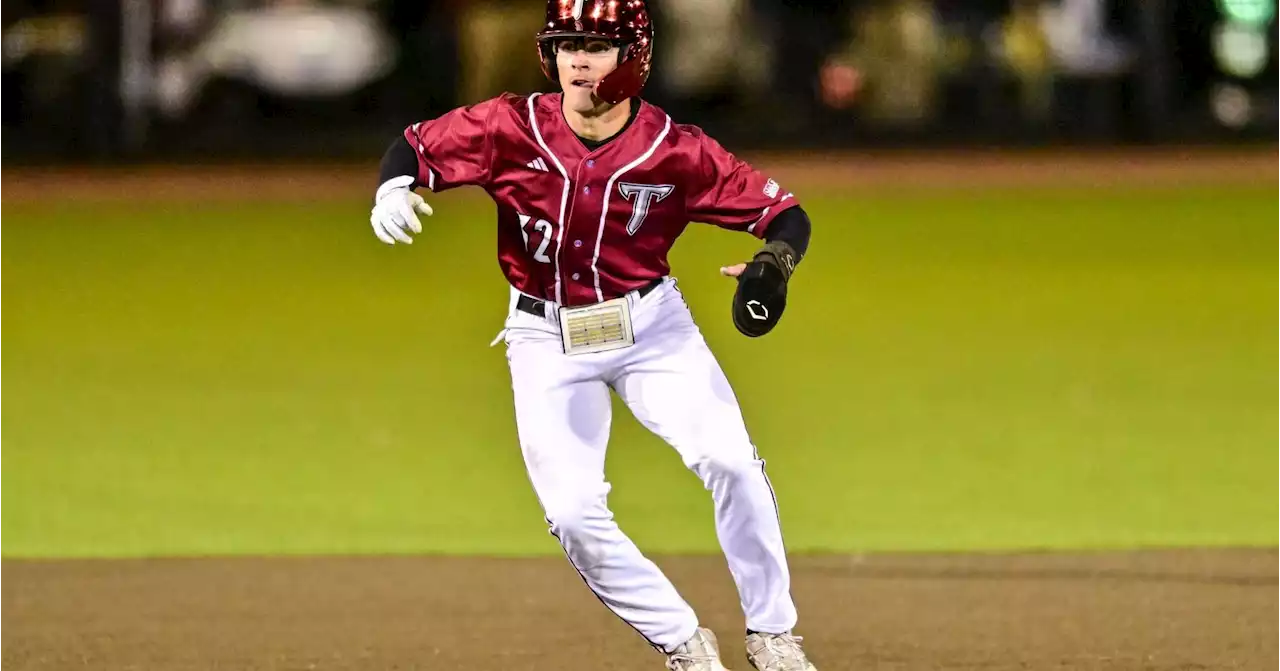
573, 239, 583, 248
586, 159, 595, 168
571, 272, 580, 280
582, 186, 590, 194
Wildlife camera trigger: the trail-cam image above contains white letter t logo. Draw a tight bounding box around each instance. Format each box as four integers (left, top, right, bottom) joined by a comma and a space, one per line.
618, 182, 675, 235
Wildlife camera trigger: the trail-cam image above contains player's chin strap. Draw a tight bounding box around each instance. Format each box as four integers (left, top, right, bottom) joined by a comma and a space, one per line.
731, 240, 800, 339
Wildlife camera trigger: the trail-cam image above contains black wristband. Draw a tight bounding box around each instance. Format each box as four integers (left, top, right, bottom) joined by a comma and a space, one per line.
755, 240, 799, 282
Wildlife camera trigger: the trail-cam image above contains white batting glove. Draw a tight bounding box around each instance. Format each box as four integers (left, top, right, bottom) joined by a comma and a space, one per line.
370, 175, 433, 245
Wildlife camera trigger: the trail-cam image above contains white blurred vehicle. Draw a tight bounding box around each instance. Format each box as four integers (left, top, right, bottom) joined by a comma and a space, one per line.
156, 0, 395, 117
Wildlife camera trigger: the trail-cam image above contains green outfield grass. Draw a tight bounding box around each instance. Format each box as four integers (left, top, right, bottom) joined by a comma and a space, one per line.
3, 185, 1276, 558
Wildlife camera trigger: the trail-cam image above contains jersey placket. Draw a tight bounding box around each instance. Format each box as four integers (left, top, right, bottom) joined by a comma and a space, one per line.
559, 154, 605, 306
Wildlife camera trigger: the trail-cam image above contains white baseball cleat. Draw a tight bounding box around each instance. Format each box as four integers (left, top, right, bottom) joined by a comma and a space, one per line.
666, 627, 731, 670
745, 632, 818, 671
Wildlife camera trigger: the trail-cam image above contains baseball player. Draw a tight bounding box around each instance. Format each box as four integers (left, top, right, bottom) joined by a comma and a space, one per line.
369, 1, 816, 669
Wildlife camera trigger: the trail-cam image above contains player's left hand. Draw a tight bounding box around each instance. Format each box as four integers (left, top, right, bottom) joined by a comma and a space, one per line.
722, 240, 798, 338
370, 175, 433, 245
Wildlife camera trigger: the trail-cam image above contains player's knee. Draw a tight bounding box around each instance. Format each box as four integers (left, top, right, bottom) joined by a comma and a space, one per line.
544, 501, 587, 539
543, 494, 607, 541
543, 494, 615, 569
688, 452, 761, 486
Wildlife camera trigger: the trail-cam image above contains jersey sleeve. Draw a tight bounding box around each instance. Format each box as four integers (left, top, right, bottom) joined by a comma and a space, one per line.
403, 97, 500, 192
686, 133, 799, 239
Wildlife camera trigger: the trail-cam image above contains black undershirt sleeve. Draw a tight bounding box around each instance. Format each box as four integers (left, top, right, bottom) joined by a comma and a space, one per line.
378, 135, 420, 191
763, 205, 811, 261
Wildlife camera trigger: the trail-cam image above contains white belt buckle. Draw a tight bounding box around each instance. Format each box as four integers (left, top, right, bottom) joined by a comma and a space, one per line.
558, 297, 635, 356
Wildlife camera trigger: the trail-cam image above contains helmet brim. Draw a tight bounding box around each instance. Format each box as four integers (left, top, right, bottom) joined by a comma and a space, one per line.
536, 30, 625, 42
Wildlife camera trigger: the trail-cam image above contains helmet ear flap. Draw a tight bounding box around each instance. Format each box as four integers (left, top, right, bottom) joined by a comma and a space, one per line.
595, 38, 651, 104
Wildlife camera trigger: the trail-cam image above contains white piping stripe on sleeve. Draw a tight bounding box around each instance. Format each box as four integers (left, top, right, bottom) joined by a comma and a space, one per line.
591, 115, 672, 302
408, 125, 436, 192
746, 206, 771, 234
527, 93, 571, 305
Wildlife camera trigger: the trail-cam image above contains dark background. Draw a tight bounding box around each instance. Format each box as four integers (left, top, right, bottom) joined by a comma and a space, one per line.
2, 0, 1276, 164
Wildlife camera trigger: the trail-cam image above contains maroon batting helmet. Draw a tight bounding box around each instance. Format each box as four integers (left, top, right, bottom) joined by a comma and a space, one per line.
535, 0, 654, 104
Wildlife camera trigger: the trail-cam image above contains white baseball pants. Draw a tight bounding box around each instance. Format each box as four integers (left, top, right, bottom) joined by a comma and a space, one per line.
497, 277, 797, 652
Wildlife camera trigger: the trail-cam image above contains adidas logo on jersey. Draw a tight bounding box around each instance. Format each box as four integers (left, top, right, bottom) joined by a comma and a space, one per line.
526, 158, 549, 172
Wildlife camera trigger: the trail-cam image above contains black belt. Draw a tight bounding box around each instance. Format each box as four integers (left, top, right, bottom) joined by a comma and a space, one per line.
517, 278, 663, 318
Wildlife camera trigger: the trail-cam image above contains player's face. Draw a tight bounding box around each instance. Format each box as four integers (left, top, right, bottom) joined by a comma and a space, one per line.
555, 37, 621, 113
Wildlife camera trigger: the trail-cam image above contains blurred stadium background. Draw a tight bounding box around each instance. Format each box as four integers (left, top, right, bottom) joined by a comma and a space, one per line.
2, 0, 1277, 159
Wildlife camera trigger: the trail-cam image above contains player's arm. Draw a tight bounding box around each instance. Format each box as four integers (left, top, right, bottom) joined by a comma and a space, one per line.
370, 98, 500, 245
719, 205, 810, 336
686, 132, 810, 337
370, 136, 434, 244
721, 205, 810, 276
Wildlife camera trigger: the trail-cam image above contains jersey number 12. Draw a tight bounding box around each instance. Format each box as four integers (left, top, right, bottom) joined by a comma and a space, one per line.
518, 213, 554, 264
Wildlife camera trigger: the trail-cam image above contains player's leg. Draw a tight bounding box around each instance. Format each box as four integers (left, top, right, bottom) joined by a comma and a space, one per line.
502, 312, 701, 653
611, 283, 798, 636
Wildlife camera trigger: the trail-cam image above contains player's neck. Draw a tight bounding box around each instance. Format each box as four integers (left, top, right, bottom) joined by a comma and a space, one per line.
563, 98, 632, 143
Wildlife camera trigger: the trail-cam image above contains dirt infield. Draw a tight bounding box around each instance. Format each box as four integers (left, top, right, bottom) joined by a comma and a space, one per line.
3, 550, 1276, 670
3, 147, 1274, 202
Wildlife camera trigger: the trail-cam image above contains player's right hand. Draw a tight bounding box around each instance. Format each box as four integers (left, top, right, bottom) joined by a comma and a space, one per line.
370, 175, 433, 245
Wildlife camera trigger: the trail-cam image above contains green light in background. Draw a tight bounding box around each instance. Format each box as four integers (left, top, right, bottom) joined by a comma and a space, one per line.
1218, 0, 1276, 25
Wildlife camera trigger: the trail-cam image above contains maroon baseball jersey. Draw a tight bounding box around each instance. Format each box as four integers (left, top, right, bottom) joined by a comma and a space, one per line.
404, 92, 799, 306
